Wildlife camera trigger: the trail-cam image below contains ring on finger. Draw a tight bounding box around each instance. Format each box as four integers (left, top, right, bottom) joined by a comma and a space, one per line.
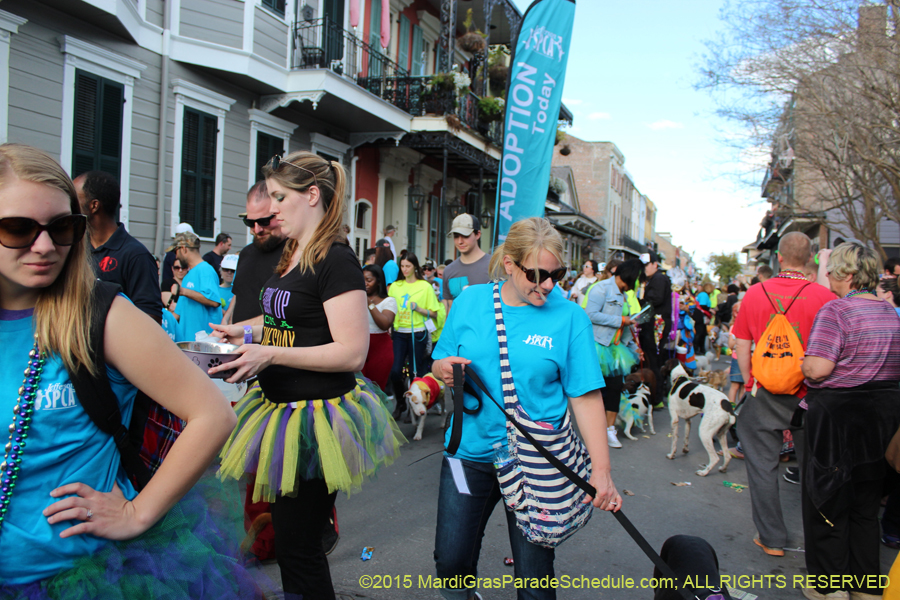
86, 509, 93, 520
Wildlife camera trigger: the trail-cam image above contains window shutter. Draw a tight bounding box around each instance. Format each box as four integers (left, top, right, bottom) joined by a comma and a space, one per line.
180, 108, 217, 238
398, 15, 410, 72
412, 25, 424, 76
256, 132, 284, 180
72, 70, 124, 179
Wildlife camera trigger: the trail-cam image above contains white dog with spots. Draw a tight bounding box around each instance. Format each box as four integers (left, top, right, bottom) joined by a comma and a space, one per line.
616, 382, 655, 441
666, 364, 736, 476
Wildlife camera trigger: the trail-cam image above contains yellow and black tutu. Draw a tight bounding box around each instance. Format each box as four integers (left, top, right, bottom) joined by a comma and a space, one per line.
218, 375, 406, 503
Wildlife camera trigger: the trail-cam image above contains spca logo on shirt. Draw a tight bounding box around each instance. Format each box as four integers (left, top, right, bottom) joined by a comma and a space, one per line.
35, 383, 77, 411
523, 334, 553, 350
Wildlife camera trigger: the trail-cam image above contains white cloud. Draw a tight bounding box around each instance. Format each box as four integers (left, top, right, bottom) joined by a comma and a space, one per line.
562, 98, 583, 106
587, 112, 611, 120
647, 120, 684, 131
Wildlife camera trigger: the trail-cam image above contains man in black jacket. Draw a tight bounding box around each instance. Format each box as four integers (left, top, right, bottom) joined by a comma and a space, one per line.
639, 251, 672, 404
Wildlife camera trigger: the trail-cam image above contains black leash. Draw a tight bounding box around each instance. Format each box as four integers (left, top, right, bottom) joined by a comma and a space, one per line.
449, 363, 701, 600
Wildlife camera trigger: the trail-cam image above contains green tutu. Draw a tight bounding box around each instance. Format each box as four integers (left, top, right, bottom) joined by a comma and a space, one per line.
595, 342, 639, 378
218, 374, 406, 503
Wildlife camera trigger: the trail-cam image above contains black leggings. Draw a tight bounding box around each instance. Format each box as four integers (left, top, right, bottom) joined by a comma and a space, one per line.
270, 478, 338, 600
601, 375, 624, 413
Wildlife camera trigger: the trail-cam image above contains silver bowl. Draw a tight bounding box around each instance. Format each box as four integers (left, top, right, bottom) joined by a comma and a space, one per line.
177, 341, 240, 379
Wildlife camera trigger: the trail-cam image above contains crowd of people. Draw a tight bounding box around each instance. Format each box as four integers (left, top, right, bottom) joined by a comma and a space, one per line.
5, 140, 900, 600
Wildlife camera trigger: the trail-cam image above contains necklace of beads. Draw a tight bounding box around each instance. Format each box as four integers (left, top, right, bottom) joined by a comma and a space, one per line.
845, 289, 872, 299
0, 339, 44, 533
775, 270, 808, 281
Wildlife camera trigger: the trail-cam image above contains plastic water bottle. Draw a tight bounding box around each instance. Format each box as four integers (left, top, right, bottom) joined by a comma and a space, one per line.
493, 442, 514, 469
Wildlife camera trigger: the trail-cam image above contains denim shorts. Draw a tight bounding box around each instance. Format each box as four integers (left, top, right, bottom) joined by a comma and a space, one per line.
729, 357, 743, 383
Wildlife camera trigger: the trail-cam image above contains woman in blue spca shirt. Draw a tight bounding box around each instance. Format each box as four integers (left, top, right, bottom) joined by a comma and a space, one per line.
0, 144, 253, 598
430, 217, 622, 600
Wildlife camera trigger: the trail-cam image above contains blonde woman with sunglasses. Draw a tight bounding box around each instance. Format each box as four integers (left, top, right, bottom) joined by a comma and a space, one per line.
430, 217, 620, 600
0, 144, 258, 596
210, 151, 404, 600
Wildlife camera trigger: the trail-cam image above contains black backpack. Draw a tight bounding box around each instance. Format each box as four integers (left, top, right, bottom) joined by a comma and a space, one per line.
67, 281, 182, 490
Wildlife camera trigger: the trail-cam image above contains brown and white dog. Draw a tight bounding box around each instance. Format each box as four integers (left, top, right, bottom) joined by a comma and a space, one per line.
625, 368, 657, 401
617, 382, 655, 440
697, 369, 729, 393
666, 364, 736, 476
404, 373, 446, 441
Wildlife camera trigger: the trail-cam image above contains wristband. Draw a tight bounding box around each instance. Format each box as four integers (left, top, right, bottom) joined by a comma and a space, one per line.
243, 325, 253, 345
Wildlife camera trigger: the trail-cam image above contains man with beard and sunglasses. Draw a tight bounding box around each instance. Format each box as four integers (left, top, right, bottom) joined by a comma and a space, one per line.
226, 180, 287, 326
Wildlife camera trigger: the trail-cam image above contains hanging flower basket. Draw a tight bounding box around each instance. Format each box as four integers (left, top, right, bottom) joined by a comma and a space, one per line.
458, 31, 487, 54
488, 63, 508, 89
478, 96, 505, 123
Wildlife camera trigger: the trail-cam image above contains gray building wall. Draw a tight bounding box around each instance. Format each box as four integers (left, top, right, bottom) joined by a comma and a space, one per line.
146, 0, 164, 28
180, 0, 244, 49
253, 7, 289, 66
1, 0, 315, 254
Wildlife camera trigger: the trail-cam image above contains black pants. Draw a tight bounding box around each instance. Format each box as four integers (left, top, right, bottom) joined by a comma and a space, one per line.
692, 308, 707, 356
270, 478, 338, 600
638, 324, 661, 403
601, 374, 624, 413
802, 471, 883, 595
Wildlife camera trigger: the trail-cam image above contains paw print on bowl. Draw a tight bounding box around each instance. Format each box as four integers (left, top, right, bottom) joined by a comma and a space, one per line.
208, 357, 222, 369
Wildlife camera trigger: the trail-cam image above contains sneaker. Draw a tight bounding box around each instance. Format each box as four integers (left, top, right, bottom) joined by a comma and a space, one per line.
882, 533, 900, 549
607, 426, 622, 448
801, 587, 849, 600
784, 466, 800, 485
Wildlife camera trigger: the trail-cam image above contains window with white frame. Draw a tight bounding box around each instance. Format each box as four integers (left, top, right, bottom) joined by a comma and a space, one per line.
170, 79, 235, 241
0, 10, 27, 144
59, 36, 146, 226
354, 199, 372, 258
247, 108, 295, 242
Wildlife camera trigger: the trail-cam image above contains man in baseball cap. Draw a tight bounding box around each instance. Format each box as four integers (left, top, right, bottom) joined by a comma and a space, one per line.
165, 231, 222, 342
442, 213, 489, 311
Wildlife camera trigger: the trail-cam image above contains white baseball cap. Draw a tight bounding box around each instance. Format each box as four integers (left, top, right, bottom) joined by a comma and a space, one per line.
220, 254, 239, 271
447, 214, 481, 237
174, 222, 195, 235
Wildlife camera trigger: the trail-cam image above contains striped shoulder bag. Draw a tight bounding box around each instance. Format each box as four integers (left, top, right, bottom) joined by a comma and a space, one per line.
487, 282, 593, 548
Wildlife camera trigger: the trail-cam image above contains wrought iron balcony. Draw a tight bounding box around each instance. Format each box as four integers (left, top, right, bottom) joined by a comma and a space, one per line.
619, 234, 648, 254
292, 18, 409, 82
291, 19, 503, 147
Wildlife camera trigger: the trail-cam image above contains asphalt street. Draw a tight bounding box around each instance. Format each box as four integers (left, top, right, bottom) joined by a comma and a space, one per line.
250, 358, 899, 600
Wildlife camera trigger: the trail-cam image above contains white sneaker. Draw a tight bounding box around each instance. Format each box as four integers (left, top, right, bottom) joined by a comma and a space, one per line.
607, 426, 622, 448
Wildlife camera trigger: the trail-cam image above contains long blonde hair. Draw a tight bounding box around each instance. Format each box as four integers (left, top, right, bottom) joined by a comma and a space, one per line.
488, 217, 565, 280
262, 151, 346, 275
0, 144, 96, 375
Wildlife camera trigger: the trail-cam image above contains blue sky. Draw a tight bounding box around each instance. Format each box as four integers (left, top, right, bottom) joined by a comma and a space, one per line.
510, 0, 767, 268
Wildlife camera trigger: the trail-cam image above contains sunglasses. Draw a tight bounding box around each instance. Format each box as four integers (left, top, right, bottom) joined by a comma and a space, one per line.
515, 262, 567, 284
269, 155, 319, 189
243, 214, 275, 228
0, 214, 87, 249
172, 265, 187, 271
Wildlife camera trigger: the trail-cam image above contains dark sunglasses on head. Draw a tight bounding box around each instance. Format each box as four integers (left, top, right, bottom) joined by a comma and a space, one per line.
0, 214, 87, 249
242, 214, 275, 228
268, 155, 319, 189
515, 262, 567, 284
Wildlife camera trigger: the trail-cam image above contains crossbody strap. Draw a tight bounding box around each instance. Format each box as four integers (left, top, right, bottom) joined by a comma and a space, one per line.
761, 281, 811, 316
455, 363, 700, 600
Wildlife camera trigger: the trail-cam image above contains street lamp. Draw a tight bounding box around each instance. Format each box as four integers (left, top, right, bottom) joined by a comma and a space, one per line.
480, 207, 493, 230
408, 185, 427, 212
446, 196, 465, 219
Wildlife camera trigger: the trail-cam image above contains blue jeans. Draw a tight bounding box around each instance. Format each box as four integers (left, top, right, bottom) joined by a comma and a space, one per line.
434, 458, 556, 600
390, 330, 429, 401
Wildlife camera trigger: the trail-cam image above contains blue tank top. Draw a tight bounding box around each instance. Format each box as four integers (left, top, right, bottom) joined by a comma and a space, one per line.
0, 309, 138, 584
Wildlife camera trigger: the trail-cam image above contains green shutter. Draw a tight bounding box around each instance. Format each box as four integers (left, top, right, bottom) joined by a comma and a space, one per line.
180, 108, 217, 238
411, 25, 424, 76
72, 70, 123, 179
398, 15, 410, 72
256, 132, 284, 180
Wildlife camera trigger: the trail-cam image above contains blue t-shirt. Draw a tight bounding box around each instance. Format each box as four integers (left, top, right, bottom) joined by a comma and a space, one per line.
0, 310, 138, 584
696, 291, 711, 309
175, 261, 221, 342
434, 282, 605, 462
383, 260, 399, 285
161, 310, 178, 341
218, 284, 234, 313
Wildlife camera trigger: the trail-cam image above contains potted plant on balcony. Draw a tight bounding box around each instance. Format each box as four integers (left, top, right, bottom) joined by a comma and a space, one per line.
458, 9, 487, 54
423, 68, 471, 113
487, 46, 509, 92
478, 96, 504, 123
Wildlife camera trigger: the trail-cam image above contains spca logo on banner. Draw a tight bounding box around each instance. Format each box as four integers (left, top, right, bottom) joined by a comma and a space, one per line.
523, 26, 565, 62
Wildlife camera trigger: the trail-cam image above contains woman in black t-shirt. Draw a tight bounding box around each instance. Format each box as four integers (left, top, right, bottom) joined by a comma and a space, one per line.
211, 151, 405, 599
